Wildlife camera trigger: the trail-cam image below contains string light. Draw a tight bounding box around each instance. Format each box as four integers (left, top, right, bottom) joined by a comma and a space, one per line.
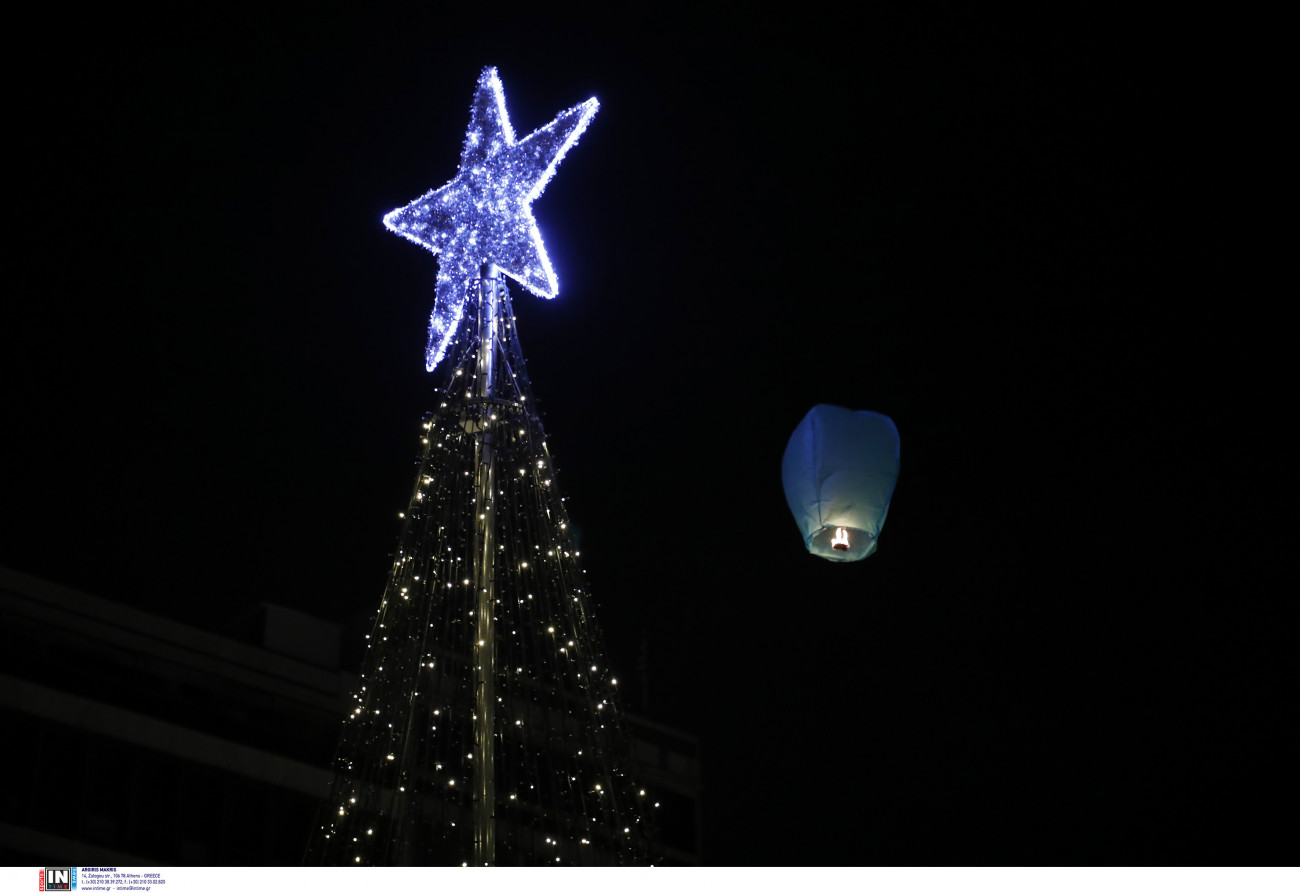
384, 67, 599, 372
308, 66, 655, 869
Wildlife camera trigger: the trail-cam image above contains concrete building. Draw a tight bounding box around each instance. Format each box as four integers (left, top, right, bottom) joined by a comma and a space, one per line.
0, 566, 701, 865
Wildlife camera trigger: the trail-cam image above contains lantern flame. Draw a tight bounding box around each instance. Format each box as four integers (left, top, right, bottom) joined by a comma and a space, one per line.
831, 528, 850, 551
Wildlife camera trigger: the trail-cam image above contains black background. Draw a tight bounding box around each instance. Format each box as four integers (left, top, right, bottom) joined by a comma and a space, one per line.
4, 5, 1287, 865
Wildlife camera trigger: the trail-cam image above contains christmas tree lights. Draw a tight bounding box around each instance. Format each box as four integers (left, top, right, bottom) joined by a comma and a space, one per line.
307, 69, 654, 866
384, 66, 598, 372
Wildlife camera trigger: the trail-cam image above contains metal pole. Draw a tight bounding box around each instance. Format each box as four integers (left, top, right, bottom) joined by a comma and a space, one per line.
472, 264, 499, 866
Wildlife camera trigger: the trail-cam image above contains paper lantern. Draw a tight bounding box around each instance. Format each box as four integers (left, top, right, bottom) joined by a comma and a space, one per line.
781, 404, 900, 562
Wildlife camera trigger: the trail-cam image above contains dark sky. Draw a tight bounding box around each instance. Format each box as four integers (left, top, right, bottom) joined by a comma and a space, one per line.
4, 6, 1286, 865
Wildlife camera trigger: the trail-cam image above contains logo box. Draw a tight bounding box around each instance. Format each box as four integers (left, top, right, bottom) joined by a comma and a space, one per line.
41, 868, 74, 891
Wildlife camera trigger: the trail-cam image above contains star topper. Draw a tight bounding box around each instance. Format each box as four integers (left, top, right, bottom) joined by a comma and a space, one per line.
384, 67, 600, 371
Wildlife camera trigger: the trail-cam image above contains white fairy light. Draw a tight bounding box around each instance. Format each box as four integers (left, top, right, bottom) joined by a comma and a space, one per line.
314, 71, 657, 866
384, 66, 599, 371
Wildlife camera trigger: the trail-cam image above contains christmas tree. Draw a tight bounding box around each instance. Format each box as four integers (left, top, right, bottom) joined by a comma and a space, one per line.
305, 68, 656, 866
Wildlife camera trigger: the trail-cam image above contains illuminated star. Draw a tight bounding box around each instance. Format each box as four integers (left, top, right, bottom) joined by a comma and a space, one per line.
384, 66, 599, 371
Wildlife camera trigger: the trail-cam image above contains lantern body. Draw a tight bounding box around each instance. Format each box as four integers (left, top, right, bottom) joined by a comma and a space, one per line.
781, 404, 900, 562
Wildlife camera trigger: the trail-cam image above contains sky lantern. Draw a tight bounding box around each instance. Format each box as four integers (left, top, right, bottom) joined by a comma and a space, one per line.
781, 404, 900, 562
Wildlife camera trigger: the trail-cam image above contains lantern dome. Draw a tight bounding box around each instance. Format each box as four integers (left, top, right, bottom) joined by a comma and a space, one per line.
781, 404, 900, 562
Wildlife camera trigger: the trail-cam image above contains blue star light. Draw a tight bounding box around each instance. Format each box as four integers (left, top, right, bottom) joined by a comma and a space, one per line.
384, 67, 599, 371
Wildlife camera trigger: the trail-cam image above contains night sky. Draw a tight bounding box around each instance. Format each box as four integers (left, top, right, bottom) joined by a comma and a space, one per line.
5, 7, 1287, 866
